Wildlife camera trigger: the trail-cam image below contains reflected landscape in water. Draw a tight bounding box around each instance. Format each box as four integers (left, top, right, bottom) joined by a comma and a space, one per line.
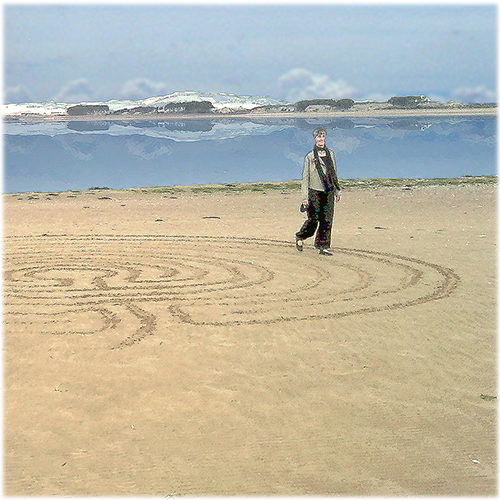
4, 115, 496, 193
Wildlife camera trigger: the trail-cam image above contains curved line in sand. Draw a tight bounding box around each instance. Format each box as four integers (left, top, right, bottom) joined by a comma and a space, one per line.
4, 234, 460, 346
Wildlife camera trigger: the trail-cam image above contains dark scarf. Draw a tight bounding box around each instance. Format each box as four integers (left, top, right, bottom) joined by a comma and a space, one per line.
313, 145, 340, 192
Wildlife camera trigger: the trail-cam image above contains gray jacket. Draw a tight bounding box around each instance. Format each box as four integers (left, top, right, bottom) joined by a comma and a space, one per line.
301, 149, 340, 200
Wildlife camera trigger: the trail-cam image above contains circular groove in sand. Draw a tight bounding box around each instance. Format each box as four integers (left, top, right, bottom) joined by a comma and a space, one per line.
4, 234, 460, 346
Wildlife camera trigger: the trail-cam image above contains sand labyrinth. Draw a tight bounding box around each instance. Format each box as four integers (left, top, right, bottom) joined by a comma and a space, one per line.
4, 234, 460, 348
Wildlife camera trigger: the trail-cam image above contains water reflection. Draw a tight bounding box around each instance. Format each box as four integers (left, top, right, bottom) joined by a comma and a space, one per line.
67, 121, 111, 132
4, 115, 496, 193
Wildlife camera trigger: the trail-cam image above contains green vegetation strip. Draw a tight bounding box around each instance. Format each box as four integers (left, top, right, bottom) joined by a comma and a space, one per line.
117, 175, 497, 194
480, 394, 497, 401
340, 175, 497, 190
6, 176, 496, 197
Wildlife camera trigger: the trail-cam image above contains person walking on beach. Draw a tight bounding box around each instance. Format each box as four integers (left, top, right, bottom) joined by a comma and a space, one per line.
295, 127, 341, 256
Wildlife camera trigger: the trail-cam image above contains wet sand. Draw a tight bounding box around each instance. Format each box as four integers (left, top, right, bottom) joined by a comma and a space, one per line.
3, 180, 497, 495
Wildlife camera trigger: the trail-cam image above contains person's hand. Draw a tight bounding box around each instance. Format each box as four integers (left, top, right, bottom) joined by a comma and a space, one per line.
335, 194, 342, 202
302, 199, 308, 206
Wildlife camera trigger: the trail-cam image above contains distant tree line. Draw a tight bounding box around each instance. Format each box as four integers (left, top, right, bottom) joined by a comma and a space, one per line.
67, 104, 110, 115
111, 106, 157, 115
388, 95, 430, 108
162, 101, 214, 114
66, 101, 215, 116
294, 99, 355, 111
464, 102, 496, 108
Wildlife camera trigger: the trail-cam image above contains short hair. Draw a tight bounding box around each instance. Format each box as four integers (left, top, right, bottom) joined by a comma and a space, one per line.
312, 127, 327, 138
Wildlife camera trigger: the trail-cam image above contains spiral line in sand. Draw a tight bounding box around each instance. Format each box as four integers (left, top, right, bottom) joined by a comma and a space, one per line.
4, 234, 460, 347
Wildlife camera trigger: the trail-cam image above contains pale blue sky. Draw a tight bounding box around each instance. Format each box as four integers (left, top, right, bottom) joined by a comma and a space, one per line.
4, 3, 497, 104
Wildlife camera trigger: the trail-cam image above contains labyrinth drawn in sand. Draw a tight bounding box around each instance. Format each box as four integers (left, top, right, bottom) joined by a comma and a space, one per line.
4, 234, 460, 349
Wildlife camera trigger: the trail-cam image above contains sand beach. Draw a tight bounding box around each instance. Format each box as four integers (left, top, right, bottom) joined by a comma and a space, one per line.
3, 177, 497, 495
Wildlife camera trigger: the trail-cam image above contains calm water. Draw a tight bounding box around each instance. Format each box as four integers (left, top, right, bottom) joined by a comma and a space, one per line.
4, 115, 496, 193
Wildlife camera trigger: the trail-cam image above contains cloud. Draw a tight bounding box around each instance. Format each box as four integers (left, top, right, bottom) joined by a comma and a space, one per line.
329, 134, 363, 155
4, 85, 35, 104
120, 78, 168, 100
284, 148, 305, 168
124, 137, 173, 160
5, 136, 36, 154
452, 85, 497, 103
278, 68, 357, 102
55, 135, 98, 161
54, 78, 94, 103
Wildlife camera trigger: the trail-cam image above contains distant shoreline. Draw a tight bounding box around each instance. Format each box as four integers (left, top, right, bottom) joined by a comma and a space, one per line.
4, 176, 496, 196
3, 106, 497, 122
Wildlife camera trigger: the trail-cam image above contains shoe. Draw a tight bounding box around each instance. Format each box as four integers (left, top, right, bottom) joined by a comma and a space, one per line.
318, 248, 333, 256
295, 237, 303, 252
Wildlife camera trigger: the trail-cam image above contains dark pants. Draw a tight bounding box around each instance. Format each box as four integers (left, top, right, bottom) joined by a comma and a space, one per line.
296, 189, 335, 248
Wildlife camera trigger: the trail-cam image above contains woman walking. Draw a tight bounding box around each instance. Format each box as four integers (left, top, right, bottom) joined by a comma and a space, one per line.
295, 127, 341, 255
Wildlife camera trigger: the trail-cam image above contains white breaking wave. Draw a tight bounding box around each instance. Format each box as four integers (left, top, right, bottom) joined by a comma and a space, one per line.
2, 91, 287, 116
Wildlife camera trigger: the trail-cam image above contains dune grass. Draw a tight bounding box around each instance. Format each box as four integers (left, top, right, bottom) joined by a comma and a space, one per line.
5, 175, 496, 198
129, 175, 497, 195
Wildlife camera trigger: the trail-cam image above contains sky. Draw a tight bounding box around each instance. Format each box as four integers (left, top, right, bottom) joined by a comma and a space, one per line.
3, 2, 498, 105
